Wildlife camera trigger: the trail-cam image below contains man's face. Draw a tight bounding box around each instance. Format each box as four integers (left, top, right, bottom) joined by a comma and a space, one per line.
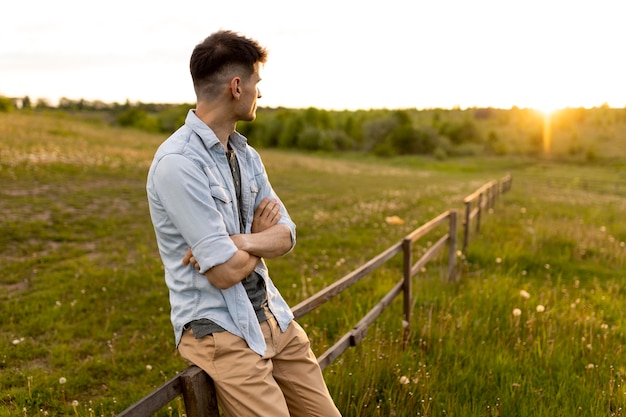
236, 62, 262, 122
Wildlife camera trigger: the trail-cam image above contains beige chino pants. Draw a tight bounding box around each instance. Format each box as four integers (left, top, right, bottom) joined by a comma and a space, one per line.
178, 316, 342, 417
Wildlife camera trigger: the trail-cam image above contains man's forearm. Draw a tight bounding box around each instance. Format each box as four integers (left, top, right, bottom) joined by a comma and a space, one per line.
203, 250, 260, 289
230, 224, 292, 259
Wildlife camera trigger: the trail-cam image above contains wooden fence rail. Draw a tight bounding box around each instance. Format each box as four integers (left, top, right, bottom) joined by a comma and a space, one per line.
118, 176, 512, 417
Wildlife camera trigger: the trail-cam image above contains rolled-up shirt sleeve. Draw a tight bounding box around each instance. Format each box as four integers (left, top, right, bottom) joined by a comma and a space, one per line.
152, 153, 237, 272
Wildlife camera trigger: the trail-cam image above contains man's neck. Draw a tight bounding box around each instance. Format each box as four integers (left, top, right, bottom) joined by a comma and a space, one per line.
195, 102, 236, 150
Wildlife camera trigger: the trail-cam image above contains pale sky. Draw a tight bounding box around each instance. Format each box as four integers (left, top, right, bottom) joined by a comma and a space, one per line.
2, 0, 625, 110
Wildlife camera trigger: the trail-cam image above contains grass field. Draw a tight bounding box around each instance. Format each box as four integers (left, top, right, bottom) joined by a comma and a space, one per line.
1, 112, 625, 416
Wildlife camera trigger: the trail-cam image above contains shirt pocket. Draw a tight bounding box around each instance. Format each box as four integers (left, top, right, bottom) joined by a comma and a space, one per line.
248, 174, 259, 199
209, 182, 231, 205
203, 165, 235, 223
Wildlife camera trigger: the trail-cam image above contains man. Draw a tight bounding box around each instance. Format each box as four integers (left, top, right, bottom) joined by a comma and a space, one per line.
146, 30, 341, 417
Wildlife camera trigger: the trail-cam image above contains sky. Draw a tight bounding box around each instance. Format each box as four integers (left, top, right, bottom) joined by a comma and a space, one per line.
2, 0, 625, 111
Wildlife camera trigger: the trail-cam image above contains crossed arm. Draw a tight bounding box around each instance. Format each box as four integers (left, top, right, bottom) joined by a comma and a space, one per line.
182, 198, 292, 289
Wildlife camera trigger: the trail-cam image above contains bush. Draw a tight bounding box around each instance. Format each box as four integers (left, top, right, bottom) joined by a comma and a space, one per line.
0, 96, 14, 112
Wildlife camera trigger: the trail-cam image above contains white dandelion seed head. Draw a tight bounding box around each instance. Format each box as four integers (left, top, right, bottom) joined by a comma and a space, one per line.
513, 308, 522, 317
520, 290, 530, 299
72, 400, 79, 407
496, 257, 502, 264
536, 305, 545, 313
146, 365, 153, 371
59, 377, 67, 385
12, 339, 21, 345
399, 376, 410, 385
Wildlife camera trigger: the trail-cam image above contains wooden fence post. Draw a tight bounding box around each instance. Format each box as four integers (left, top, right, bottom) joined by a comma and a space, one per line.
402, 237, 412, 348
463, 200, 471, 255
475, 193, 483, 233
180, 366, 219, 417
447, 210, 458, 282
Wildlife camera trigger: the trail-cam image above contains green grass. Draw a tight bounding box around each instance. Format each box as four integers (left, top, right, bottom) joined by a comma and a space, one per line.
1, 112, 626, 416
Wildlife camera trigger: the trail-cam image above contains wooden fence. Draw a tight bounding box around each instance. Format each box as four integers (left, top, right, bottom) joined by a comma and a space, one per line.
118, 174, 513, 417
462, 174, 512, 255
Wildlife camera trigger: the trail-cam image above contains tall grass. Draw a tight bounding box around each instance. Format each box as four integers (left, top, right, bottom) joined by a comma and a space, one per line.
1, 112, 625, 416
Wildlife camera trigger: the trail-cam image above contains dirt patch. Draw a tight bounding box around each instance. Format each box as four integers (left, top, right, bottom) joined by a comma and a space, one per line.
1, 279, 30, 298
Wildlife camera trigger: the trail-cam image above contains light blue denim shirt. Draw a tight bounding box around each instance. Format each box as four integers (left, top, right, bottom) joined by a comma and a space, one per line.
146, 110, 296, 355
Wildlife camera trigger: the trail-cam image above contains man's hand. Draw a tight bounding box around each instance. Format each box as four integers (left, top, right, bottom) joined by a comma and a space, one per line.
182, 247, 200, 270
251, 197, 281, 233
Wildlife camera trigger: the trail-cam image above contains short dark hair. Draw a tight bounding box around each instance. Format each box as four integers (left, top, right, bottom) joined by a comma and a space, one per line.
190, 30, 268, 100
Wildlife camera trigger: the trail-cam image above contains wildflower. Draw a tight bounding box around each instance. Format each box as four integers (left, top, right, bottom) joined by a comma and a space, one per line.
72, 400, 79, 407
399, 376, 410, 385
146, 365, 153, 371
512, 308, 522, 317
12, 339, 21, 345
536, 305, 545, 313
520, 290, 530, 299
59, 377, 67, 385
401, 320, 409, 329
587, 364, 595, 370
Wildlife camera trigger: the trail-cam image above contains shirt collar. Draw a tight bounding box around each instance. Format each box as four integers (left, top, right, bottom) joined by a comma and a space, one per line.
185, 109, 249, 152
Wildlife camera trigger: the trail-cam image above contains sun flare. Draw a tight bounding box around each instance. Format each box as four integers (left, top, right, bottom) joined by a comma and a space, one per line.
537, 107, 554, 156
534, 103, 560, 117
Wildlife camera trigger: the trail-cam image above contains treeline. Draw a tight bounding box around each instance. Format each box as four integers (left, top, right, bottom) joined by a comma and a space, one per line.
2, 95, 625, 160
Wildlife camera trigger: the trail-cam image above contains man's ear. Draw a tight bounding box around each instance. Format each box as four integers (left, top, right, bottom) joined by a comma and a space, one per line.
230, 77, 241, 99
